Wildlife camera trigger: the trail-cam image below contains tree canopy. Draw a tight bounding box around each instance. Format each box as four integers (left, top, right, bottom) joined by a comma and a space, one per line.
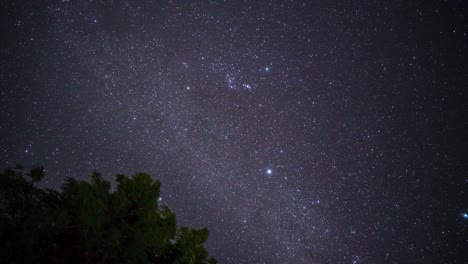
0, 165, 217, 264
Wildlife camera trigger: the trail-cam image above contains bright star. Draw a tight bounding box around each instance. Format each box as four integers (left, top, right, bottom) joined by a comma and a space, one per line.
462, 213, 468, 219
242, 83, 252, 90
265, 67, 269, 71
266, 169, 272, 175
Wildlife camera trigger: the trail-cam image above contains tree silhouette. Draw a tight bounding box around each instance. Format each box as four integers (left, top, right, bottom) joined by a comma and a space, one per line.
0, 166, 217, 264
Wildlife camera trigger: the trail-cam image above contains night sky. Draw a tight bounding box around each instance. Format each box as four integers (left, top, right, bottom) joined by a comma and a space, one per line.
1, 0, 467, 263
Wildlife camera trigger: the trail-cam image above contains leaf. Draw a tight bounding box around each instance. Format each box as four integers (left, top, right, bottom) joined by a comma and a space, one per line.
28, 165, 45, 182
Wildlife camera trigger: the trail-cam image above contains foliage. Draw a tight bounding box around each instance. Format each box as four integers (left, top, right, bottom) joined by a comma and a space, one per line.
0, 166, 217, 264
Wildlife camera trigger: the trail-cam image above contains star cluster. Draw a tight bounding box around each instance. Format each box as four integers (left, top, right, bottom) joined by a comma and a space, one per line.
0, 1, 467, 263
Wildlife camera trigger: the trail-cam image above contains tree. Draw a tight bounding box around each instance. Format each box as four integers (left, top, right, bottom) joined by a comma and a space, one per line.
0, 166, 217, 264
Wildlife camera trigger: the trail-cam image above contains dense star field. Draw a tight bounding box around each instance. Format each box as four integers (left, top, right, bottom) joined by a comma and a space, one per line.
1, 1, 467, 263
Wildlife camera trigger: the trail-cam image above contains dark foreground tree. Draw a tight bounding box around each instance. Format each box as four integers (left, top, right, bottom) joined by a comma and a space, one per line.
0, 165, 217, 264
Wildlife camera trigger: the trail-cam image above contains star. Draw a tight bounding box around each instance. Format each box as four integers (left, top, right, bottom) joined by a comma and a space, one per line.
462, 213, 468, 219
242, 83, 252, 90
266, 169, 272, 175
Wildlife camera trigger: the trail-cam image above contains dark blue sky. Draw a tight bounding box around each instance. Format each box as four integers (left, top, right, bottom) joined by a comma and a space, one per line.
1, 0, 467, 263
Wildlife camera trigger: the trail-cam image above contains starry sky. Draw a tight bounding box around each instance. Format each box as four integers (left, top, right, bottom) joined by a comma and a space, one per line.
1, 0, 467, 263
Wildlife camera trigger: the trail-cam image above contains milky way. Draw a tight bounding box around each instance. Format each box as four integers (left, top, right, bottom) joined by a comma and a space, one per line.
1, 1, 467, 263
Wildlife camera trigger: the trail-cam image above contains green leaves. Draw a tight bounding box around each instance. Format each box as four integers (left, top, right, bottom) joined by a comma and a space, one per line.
0, 166, 217, 263
172, 227, 211, 264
